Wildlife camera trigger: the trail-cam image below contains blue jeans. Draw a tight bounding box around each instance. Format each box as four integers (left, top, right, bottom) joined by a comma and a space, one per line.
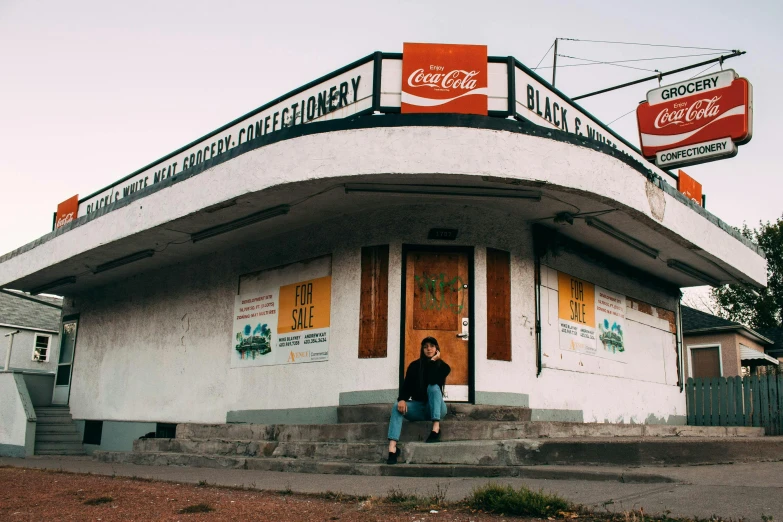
387, 384, 447, 441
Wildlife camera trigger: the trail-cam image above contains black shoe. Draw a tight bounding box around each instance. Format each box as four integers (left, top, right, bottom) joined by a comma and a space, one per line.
387, 447, 401, 464
426, 430, 441, 443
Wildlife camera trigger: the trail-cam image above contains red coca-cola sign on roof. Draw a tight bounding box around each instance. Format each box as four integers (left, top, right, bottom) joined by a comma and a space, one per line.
636, 69, 752, 168
401, 42, 488, 115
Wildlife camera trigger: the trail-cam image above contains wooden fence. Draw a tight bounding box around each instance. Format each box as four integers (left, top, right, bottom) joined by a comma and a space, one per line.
686, 375, 783, 435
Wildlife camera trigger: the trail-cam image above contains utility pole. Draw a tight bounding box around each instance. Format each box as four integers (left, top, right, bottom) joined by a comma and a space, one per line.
552, 38, 558, 88
4, 330, 20, 372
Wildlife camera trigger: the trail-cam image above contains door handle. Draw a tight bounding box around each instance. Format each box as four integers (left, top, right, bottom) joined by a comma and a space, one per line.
456, 333, 469, 339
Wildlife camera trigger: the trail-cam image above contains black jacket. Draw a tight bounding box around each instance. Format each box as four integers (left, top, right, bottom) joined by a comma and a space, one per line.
397, 358, 451, 403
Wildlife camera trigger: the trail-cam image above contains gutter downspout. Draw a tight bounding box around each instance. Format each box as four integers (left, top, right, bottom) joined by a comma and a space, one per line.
3, 330, 20, 372
676, 298, 684, 391
533, 228, 544, 377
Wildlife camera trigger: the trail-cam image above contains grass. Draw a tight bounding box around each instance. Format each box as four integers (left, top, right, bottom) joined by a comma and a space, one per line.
83, 496, 114, 505
179, 503, 214, 514
382, 484, 448, 510
466, 483, 570, 518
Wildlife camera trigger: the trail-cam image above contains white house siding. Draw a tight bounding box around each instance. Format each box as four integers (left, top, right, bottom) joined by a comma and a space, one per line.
0, 326, 59, 373
63, 200, 683, 426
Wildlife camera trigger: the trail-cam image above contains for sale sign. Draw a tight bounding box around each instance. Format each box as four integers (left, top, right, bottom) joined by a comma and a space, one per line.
636, 69, 752, 168
401, 42, 488, 115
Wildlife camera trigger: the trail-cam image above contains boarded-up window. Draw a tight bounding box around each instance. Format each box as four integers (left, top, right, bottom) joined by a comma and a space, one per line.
487, 248, 511, 361
691, 347, 721, 378
358, 245, 389, 358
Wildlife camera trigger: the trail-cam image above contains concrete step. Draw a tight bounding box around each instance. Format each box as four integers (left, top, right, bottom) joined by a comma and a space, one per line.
132, 436, 783, 466
401, 437, 783, 467
35, 432, 83, 443
135, 438, 279, 458
35, 414, 75, 424
177, 421, 763, 443
337, 403, 532, 423
34, 406, 72, 413
35, 441, 86, 455
35, 448, 87, 455
35, 424, 82, 434
92, 450, 673, 482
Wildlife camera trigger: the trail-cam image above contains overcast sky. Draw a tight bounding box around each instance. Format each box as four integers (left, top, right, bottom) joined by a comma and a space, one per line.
1, 0, 780, 260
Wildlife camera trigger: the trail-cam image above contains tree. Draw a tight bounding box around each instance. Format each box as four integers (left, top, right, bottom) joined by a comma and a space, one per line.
711, 215, 783, 329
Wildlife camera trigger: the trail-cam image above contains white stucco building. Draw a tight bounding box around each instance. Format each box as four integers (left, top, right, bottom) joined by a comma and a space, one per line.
0, 49, 766, 453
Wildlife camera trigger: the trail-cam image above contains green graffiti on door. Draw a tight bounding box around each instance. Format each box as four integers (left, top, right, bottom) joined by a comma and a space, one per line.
415, 272, 466, 313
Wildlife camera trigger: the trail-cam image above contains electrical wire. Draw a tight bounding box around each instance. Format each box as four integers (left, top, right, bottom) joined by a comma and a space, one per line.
558, 38, 734, 52
536, 51, 724, 69
687, 62, 719, 79
607, 108, 637, 126
533, 40, 556, 71
554, 55, 659, 73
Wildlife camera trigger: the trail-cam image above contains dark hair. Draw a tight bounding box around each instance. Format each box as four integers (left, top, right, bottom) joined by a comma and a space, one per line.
418, 337, 441, 392
421, 337, 440, 351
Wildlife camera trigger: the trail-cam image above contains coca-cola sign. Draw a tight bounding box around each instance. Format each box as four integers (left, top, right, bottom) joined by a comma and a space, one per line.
636, 70, 752, 168
55, 195, 79, 229
401, 43, 488, 115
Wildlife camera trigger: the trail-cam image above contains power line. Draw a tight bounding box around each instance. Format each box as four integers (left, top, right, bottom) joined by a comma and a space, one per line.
559, 38, 735, 52
535, 51, 724, 69
688, 62, 719, 79
607, 108, 637, 126
556, 54, 659, 73
532, 41, 556, 70
571, 50, 745, 101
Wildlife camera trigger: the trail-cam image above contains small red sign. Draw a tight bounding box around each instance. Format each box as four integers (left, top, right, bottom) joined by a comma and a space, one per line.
636, 76, 752, 158
55, 195, 79, 229
401, 43, 488, 115
677, 170, 702, 206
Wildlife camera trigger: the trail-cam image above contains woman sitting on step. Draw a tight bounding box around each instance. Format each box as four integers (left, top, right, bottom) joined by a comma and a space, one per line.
386, 336, 451, 465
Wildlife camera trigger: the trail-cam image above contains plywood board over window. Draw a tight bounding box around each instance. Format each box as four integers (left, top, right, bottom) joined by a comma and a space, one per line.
358, 245, 389, 358
486, 248, 511, 361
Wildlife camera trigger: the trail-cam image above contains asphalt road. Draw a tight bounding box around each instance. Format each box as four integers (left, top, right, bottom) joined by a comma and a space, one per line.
2, 456, 781, 520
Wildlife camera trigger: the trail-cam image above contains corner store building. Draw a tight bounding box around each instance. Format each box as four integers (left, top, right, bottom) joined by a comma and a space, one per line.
0, 48, 766, 452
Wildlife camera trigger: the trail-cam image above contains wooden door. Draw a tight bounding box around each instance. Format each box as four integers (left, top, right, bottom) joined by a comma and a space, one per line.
404, 248, 471, 401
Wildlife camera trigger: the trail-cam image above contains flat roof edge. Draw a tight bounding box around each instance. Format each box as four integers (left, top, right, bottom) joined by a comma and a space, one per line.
0, 115, 765, 269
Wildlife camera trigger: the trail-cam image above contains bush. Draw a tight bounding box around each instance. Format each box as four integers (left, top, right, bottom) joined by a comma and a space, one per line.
467, 483, 570, 517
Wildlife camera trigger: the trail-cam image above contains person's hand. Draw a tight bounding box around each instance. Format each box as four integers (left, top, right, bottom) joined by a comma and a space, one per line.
397, 400, 407, 414
431, 350, 440, 362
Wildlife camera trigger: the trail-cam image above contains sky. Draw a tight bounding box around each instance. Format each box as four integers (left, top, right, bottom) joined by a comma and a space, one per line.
1, 0, 780, 270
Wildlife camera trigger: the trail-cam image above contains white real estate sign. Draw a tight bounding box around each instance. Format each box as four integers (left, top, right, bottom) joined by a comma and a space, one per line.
232, 256, 332, 368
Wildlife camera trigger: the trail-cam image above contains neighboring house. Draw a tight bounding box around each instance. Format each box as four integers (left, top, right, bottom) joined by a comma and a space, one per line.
757, 327, 783, 365
0, 289, 62, 373
682, 306, 778, 378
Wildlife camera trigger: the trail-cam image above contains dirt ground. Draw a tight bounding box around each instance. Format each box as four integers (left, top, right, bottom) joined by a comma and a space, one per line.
0, 467, 536, 521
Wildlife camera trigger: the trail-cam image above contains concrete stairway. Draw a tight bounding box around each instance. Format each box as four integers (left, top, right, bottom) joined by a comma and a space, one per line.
34, 406, 86, 456
94, 404, 776, 477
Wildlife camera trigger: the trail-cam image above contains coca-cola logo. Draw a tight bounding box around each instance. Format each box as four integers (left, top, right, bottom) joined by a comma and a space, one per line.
654, 96, 722, 129
407, 67, 480, 91
55, 212, 75, 228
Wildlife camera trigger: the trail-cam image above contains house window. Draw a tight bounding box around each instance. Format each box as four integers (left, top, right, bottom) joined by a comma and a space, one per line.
32, 334, 51, 362
690, 346, 721, 378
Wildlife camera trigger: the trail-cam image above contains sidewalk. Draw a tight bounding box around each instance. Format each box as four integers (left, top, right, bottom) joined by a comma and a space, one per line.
2, 456, 782, 520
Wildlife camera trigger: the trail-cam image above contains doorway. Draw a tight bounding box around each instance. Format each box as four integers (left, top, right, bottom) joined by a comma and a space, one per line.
52, 315, 79, 405
401, 246, 474, 402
